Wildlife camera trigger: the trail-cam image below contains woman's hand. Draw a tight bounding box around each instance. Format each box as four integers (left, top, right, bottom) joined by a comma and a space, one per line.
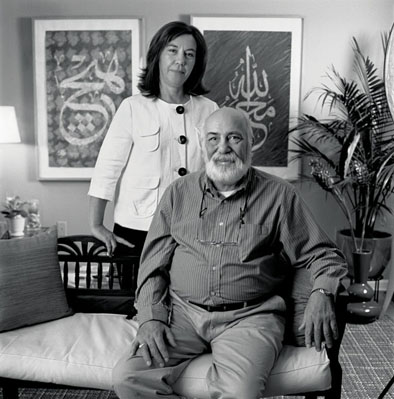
131, 320, 176, 367
91, 224, 134, 256
89, 196, 134, 255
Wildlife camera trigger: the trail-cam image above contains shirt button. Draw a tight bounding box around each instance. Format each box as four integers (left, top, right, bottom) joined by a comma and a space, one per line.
178, 135, 187, 144
178, 167, 187, 176
211, 291, 216, 296
212, 266, 216, 270
219, 222, 223, 226
176, 105, 185, 114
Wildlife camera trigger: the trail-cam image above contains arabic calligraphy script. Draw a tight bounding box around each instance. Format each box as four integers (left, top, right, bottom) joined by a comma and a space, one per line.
56, 50, 125, 147
222, 46, 276, 151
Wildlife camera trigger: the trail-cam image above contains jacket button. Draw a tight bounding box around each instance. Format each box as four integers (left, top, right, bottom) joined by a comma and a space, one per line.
176, 106, 185, 114
178, 135, 187, 144
178, 167, 187, 176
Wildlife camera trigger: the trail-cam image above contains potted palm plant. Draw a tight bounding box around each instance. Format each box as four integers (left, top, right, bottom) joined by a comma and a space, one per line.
290, 34, 394, 291
1, 196, 28, 236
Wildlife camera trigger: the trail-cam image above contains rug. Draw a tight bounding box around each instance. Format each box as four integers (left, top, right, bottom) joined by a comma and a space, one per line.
272, 316, 394, 399
1, 317, 394, 399
339, 316, 394, 399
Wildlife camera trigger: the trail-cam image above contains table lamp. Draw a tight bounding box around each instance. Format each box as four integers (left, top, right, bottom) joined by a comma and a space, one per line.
0, 106, 21, 143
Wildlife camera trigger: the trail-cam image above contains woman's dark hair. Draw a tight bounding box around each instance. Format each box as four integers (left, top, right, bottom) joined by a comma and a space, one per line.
138, 21, 209, 97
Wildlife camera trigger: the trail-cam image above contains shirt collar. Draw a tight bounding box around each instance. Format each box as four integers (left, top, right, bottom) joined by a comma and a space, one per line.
201, 168, 255, 198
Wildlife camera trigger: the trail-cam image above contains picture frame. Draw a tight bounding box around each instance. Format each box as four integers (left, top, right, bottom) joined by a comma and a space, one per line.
191, 16, 302, 179
33, 18, 143, 180
386, 26, 394, 122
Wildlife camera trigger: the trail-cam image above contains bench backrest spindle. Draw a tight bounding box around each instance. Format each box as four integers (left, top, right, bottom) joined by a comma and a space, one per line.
57, 235, 140, 315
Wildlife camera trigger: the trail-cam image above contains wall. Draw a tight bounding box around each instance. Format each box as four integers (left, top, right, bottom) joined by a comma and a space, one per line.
0, 0, 393, 240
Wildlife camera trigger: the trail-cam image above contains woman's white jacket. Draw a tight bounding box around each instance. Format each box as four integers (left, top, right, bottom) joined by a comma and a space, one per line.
88, 93, 218, 231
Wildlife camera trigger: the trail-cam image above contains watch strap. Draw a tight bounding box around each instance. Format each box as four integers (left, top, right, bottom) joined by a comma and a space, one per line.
311, 288, 334, 298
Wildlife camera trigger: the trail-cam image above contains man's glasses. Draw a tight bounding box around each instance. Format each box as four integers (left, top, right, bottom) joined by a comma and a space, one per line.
195, 184, 248, 247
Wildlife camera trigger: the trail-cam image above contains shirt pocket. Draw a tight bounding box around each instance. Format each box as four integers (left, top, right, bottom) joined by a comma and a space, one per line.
238, 223, 272, 262
128, 176, 160, 218
134, 116, 160, 152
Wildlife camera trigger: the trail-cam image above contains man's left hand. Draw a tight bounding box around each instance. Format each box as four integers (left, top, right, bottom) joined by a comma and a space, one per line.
300, 290, 338, 352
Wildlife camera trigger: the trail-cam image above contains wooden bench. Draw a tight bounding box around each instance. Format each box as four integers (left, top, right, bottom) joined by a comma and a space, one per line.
0, 235, 347, 399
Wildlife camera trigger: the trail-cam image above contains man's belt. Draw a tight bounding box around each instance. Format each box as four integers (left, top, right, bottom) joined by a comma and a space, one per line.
188, 296, 266, 312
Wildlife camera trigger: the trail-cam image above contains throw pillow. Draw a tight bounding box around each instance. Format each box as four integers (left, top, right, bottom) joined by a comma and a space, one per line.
0, 226, 73, 332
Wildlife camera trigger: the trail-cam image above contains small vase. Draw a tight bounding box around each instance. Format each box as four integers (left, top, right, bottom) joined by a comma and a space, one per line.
347, 301, 381, 324
347, 250, 374, 301
347, 250, 380, 323
7, 215, 26, 237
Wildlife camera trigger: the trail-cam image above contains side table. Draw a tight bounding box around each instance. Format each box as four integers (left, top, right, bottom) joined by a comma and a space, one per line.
380, 256, 394, 317
1, 227, 49, 240
378, 375, 394, 399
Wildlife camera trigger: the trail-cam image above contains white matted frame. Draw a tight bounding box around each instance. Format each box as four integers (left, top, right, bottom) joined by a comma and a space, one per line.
33, 18, 143, 180
192, 16, 302, 179
381, 27, 394, 318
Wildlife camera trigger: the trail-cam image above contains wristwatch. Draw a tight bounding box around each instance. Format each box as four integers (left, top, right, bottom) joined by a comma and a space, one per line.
312, 288, 334, 298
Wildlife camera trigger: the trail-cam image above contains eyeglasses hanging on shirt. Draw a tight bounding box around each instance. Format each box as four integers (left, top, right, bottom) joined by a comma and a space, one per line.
196, 184, 249, 247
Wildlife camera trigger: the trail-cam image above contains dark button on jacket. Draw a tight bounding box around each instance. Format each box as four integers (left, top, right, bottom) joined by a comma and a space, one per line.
178, 167, 187, 176
178, 135, 187, 144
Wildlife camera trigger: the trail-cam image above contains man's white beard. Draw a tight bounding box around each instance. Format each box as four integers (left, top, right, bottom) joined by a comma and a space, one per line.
205, 152, 251, 186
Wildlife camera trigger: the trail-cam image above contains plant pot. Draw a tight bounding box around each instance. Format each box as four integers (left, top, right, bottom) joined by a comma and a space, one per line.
7, 215, 26, 237
336, 229, 392, 279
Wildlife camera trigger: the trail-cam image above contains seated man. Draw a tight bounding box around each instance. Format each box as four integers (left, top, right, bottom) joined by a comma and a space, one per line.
113, 107, 347, 399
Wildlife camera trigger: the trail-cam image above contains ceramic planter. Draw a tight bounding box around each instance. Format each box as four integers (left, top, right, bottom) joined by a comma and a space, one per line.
7, 215, 26, 237
336, 229, 392, 279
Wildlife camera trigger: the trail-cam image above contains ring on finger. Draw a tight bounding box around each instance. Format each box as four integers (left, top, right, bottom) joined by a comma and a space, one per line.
138, 343, 146, 349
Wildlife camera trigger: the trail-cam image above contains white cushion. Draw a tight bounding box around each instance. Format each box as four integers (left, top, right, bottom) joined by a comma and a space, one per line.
0, 313, 137, 389
0, 313, 331, 396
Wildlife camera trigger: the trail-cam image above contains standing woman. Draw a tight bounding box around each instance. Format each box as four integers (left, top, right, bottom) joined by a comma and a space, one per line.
88, 21, 218, 256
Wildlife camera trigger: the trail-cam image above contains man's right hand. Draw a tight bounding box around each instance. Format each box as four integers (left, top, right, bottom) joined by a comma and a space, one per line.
91, 224, 134, 256
131, 320, 176, 367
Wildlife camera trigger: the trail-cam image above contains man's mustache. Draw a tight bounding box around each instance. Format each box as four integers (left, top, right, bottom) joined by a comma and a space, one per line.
212, 153, 239, 163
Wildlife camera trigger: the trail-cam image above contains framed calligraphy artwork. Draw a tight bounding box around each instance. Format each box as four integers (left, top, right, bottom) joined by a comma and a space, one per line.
191, 16, 302, 179
33, 18, 143, 180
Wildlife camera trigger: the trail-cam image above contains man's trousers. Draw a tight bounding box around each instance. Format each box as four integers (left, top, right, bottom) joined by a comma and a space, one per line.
113, 291, 286, 399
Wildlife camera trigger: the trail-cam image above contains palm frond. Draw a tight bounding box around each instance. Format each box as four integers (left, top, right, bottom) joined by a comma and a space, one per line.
290, 137, 338, 170
289, 30, 394, 234
339, 131, 360, 178
291, 115, 348, 144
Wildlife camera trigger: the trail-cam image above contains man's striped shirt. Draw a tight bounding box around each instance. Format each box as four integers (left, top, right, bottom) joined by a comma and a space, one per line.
135, 168, 347, 325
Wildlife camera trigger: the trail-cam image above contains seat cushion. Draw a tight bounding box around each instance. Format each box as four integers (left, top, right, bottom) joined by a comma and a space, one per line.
174, 346, 331, 398
0, 312, 331, 396
0, 226, 73, 332
0, 313, 137, 389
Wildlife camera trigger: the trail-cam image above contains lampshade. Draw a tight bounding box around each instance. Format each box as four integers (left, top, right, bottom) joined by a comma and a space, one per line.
0, 106, 21, 143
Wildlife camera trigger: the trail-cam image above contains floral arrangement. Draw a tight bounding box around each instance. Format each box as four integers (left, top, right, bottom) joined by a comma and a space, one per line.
290, 35, 394, 253
1, 196, 28, 219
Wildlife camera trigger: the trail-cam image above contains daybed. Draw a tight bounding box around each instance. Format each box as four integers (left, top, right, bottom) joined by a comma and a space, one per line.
0, 229, 347, 398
